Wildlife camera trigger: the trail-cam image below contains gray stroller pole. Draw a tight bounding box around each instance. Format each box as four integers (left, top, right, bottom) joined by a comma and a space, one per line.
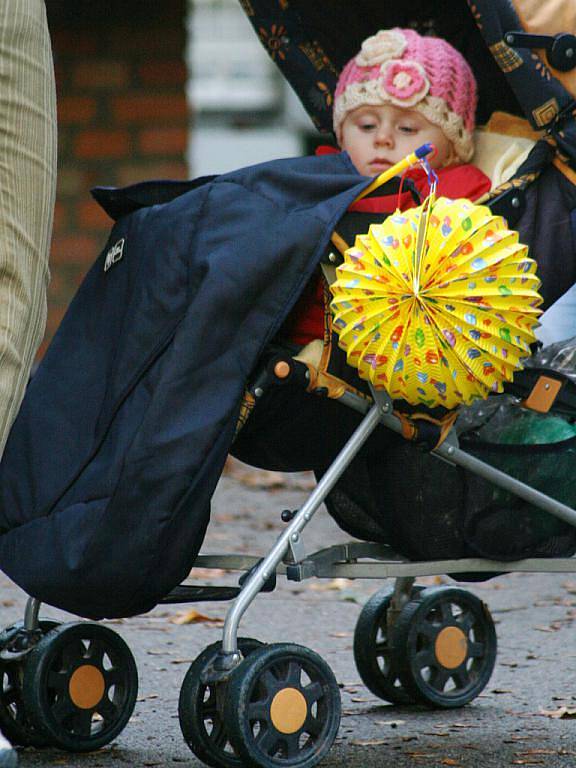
219, 401, 386, 663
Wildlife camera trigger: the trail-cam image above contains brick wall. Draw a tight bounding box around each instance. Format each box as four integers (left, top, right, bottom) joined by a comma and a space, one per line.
43, 1, 189, 356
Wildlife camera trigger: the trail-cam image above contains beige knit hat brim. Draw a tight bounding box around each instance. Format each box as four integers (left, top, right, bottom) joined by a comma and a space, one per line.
333, 82, 474, 163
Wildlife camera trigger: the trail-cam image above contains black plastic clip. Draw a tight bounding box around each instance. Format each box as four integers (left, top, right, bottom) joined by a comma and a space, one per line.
248, 354, 295, 400
487, 186, 526, 226
238, 559, 277, 593
412, 420, 443, 452
505, 31, 576, 72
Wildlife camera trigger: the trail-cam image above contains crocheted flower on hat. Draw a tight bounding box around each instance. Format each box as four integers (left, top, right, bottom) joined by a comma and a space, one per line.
380, 59, 430, 107
355, 29, 407, 67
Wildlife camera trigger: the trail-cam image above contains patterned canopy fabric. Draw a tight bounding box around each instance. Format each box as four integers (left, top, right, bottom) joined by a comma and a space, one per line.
239, 0, 576, 167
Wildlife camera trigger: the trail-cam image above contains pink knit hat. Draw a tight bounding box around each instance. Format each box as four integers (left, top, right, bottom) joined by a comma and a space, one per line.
333, 28, 477, 162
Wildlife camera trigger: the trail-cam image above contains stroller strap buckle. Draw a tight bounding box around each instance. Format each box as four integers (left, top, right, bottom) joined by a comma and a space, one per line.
395, 410, 458, 451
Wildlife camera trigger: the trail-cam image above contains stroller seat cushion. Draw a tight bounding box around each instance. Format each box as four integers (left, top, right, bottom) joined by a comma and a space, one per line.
474, 112, 537, 187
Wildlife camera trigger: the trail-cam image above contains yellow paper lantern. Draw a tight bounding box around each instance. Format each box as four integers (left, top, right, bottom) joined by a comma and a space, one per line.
330, 196, 542, 409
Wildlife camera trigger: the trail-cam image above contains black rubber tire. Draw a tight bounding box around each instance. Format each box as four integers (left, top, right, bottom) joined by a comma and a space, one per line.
179, 637, 263, 768
22, 622, 138, 751
353, 585, 424, 704
224, 642, 341, 768
0, 620, 60, 747
395, 587, 497, 709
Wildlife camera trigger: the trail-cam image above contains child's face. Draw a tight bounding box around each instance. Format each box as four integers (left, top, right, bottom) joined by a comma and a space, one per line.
339, 104, 456, 177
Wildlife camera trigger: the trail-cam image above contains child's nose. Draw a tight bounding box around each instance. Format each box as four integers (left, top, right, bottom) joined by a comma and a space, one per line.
375, 124, 393, 146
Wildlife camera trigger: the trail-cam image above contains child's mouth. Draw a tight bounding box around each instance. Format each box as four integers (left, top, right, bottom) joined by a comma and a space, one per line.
369, 159, 392, 171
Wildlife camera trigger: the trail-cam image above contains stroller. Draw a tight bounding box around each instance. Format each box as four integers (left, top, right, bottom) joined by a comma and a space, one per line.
2, 0, 576, 766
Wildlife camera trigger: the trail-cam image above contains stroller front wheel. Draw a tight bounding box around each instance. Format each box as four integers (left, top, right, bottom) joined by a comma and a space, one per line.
394, 587, 497, 709
353, 585, 425, 704
22, 622, 138, 751
224, 643, 341, 768
0, 620, 60, 747
178, 637, 263, 768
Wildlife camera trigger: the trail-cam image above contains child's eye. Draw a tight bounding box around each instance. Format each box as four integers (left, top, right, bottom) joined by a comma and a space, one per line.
359, 122, 376, 131
399, 125, 418, 134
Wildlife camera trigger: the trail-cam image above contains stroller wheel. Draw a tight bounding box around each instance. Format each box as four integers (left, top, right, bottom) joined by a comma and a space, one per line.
224, 643, 340, 768
0, 620, 59, 747
22, 622, 138, 751
179, 637, 263, 768
353, 585, 424, 704
395, 587, 497, 709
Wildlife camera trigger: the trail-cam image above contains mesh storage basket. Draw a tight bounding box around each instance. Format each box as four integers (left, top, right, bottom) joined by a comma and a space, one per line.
460, 421, 576, 560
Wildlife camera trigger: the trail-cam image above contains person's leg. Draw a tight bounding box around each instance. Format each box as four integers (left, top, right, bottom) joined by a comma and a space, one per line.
0, 0, 56, 456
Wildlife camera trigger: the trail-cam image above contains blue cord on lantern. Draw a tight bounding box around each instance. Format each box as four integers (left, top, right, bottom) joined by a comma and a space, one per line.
419, 156, 438, 198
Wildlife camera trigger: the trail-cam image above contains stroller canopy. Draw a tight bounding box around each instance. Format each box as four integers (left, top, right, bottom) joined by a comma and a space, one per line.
240, 0, 576, 167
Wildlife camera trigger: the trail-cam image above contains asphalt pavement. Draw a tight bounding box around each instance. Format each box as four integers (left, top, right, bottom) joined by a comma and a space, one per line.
4, 463, 576, 768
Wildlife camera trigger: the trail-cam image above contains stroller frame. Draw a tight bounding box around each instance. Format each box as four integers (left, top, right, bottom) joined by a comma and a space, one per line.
215, 382, 576, 662
20, 370, 576, 653
209, 386, 576, 669
11, 348, 576, 764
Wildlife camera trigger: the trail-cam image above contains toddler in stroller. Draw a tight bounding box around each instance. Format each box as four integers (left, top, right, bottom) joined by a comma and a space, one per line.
2, 1, 576, 766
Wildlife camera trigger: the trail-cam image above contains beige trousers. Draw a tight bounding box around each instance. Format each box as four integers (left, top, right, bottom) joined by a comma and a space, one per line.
0, 0, 56, 456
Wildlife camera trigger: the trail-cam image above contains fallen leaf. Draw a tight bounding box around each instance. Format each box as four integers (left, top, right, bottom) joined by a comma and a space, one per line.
539, 706, 576, 719
137, 693, 159, 702
441, 760, 461, 766
222, 459, 315, 490
308, 578, 351, 592
350, 739, 389, 747
418, 575, 446, 586
375, 719, 405, 728
187, 567, 227, 580
492, 605, 529, 614
259, 521, 280, 530
228, 467, 289, 489
170, 609, 224, 626
341, 707, 375, 717
329, 631, 352, 638
406, 752, 430, 758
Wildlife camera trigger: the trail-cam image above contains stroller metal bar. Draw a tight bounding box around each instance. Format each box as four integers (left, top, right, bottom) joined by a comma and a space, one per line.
221, 403, 384, 655
194, 554, 286, 572
24, 597, 41, 632
313, 556, 576, 577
